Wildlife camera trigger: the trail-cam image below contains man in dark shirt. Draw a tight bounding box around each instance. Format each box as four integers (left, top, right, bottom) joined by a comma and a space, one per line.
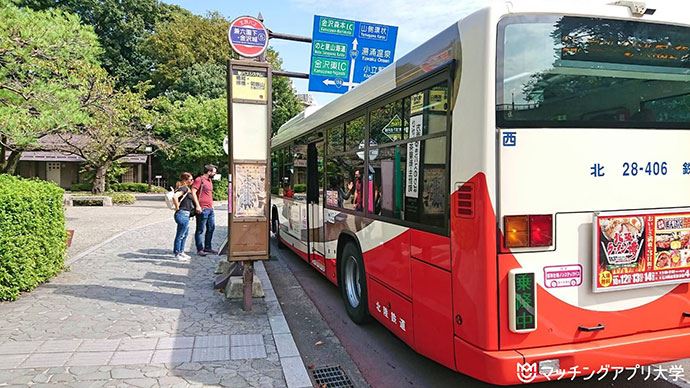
192, 164, 217, 256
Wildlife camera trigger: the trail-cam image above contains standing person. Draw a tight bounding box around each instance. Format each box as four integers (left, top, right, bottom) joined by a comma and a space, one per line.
192, 164, 217, 256
172, 172, 195, 260
352, 169, 363, 211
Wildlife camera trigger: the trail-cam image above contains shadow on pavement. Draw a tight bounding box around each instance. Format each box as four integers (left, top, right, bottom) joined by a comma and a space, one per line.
38, 224, 283, 385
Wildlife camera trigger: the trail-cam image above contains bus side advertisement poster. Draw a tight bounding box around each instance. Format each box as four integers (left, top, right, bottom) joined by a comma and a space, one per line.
593, 211, 690, 292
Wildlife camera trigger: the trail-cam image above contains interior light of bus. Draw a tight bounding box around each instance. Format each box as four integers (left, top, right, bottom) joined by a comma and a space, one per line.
505, 215, 529, 248
529, 215, 553, 247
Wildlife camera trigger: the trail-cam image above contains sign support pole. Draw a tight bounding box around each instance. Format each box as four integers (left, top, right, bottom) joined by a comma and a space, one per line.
226, 59, 272, 312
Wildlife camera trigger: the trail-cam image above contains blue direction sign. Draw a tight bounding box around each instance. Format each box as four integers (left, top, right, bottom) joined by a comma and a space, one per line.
308, 15, 398, 94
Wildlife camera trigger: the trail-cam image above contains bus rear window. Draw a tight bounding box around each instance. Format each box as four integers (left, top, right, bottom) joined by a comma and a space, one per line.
496, 15, 690, 128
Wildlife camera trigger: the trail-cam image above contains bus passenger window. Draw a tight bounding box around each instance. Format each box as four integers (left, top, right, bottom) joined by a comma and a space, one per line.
327, 124, 344, 154
370, 100, 405, 145
345, 116, 365, 151
326, 153, 364, 212
370, 146, 406, 219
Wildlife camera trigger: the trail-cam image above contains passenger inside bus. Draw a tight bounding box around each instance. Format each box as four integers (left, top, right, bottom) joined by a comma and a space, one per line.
283, 183, 294, 198
328, 176, 353, 208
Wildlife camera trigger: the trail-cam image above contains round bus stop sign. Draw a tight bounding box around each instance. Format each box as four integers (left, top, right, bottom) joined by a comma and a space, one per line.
228, 16, 268, 58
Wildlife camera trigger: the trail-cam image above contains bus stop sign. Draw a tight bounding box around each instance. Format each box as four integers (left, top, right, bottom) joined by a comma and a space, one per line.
228, 16, 269, 58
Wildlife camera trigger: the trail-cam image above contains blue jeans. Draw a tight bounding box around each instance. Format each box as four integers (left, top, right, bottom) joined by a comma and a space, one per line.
173, 210, 191, 254
195, 208, 215, 252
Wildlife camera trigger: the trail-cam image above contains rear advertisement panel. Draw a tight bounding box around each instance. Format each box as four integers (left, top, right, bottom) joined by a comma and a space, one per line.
593, 210, 690, 292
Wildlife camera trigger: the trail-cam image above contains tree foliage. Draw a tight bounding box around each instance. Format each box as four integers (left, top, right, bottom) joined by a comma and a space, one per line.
0, 2, 102, 173
6, 0, 305, 186
142, 9, 234, 95
153, 96, 227, 178
56, 70, 160, 193
267, 51, 304, 135
17, 0, 175, 87
165, 62, 227, 102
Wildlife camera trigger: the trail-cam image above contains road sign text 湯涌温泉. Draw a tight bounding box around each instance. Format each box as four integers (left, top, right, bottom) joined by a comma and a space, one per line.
308, 15, 398, 94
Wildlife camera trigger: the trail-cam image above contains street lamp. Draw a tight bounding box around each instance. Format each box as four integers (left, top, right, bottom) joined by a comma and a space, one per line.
144, 145, 153, 190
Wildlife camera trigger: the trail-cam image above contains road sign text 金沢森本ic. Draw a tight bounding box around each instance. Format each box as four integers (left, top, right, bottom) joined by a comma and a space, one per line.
308, 15, 398, 94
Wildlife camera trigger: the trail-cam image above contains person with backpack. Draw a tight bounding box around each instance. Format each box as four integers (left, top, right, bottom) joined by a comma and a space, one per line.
192, 164, 218, 256
172, 172, 195, 260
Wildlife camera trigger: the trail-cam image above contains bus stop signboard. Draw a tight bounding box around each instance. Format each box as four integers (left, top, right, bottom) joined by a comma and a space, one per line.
308, 15, 398, 94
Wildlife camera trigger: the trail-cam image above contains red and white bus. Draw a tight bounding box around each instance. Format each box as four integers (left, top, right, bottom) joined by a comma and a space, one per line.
270, 1, 690, 384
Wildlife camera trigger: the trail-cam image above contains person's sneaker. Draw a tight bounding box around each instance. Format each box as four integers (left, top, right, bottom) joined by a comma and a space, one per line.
175, 253, 190, 261
203, 248, 219, 254
179, 252, 191, 260
197, 250, 207, 256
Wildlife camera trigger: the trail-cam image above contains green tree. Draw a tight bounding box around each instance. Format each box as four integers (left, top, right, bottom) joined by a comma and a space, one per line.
143, 9, 303, 133
0, 2, 101, 174
18, 0, 177, 87
142, 9, 233, 95
56, 70, 161, 193
267, 51, 304, 135
165, 62, 227, 102
153, 96, 227, 179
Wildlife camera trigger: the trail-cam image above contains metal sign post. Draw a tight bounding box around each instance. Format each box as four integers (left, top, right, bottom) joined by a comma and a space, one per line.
227, 60, 272, 311
227, 16, 272, 312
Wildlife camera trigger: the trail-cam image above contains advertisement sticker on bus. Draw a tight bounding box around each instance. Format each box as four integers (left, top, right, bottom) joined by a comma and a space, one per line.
544, 265, 582, 288
593, 211, 690, 292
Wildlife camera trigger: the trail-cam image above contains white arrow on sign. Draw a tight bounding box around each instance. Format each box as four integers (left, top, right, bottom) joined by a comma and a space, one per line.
322, 79, 359, 87
349, 38, 358, 91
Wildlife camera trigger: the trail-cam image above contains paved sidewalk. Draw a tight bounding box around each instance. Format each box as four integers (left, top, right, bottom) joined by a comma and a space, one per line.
64, 197, 173, 257
0, 204, 311, 387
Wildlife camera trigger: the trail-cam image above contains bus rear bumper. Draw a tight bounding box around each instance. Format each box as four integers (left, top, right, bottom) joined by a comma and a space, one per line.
455, 326, 690, 385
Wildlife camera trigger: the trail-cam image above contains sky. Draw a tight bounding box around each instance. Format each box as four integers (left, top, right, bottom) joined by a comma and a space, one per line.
163, 0, 489, 106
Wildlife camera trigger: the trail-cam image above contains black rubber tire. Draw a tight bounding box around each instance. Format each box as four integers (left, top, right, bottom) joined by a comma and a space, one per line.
339, 241, 371, 324
271, 207, 279, 234
274, 218, 287, 250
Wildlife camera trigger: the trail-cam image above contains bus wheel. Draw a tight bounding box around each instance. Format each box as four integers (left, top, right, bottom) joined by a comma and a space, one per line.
274, 223, 287, 249
340, 241, 370, 324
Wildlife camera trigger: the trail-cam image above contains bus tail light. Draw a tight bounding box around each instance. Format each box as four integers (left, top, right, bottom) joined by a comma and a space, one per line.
529, 215, 553, 247
505, 216, 529, 248
504, 214, 553, 248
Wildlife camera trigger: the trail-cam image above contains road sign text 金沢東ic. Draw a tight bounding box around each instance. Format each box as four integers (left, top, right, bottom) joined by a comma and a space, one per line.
309, 15, 398, 94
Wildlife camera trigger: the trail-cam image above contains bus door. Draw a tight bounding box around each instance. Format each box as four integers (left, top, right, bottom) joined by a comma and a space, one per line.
307, 141, 326, 273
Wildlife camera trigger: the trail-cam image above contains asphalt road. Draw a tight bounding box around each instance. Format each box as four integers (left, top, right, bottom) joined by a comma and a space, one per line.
267, 237, 688, 388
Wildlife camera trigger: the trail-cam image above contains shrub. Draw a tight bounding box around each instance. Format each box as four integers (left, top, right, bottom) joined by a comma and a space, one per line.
112, 182, 149, 192
212, 177, 228, 201
0, 174, 66, 301
110, 192, 136, 205
293, 183, 307, 193
70, 182, 92, 192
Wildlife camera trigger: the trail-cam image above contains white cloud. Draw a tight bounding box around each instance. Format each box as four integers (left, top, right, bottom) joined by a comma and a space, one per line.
290, 0, 489, 46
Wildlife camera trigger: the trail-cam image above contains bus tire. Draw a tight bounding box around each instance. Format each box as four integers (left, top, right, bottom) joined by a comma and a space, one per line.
340, 241, 371, 324
271, 206, 286, 249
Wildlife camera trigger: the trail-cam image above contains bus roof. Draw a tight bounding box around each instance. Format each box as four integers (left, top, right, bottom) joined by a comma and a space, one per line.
270, 0, 690, 149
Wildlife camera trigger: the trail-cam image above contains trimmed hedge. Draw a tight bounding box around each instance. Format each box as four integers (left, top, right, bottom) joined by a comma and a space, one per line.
0, 174, 66, 301
111, 192, 136, 205
70, 182, 92, 191
70, 182, 166, 193
111, 182, 148, 192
